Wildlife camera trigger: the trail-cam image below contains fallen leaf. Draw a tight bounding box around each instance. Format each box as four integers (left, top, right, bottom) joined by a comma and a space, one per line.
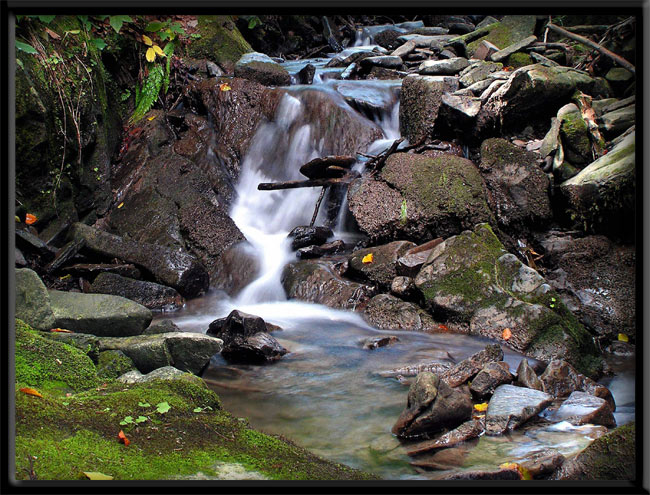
44, 27, 61, 39
362, 253, 374, 264
147, 115, 156, 121
25, 213, 37, 225
117, 430, 130, 446
20, 387, 43, 398
502, 328, 512, 340
83, 471, 113, 480
142, 34, 153, 46
50, 328, 73, 333
219, 82, 231, 92
618, 333, 629, 342
117, 202, 124, 209
438, 324, 449, 332
145, 47, 155, 62
153, 45, 165, 57
59, 274, 71, 280
15, 216, 21, 222
474, 402, 488, 412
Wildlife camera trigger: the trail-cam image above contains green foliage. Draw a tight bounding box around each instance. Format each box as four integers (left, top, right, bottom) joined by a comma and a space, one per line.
130, 64, 164, 124
399, 199, 407, 225
15, 40, 37, 54
247, 16, 263, 29
107, 15, 133, 34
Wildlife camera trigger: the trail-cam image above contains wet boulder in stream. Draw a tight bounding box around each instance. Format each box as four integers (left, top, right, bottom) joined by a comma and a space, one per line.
234, 52, 291, 86
287, 226, 333, 251
346, 240, 416, 288
485, 384, 553, 435
363, 294, 440, 333
88, 272, 185, 311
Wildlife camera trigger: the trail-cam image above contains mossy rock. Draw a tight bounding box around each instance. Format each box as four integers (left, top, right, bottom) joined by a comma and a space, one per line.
186, 16, 253, 73
467, 15, 537, 57
560, 109, 592, 165
15, 319, 99, 394
97, 350, 137, 380
14, 374, 376, 480
506, 51, 533, 68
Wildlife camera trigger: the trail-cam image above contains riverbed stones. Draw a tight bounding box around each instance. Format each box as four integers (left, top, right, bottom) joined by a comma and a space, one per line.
551, 391, 616, 427
519, 449, 566, 479
392, 372, 473, 439
516, 358, 544, 391
287, 226, 333, 250
469, 361, 513, 399
418, 57, 469, 75
48, 290, 152, 337
440, 344, 503, 388
466, 15, 537, 58
208, 310, 287, 364
347, 241, 415, 288
15, 268, 56, 331
363, 294, 440, 332
459, 61, 503, 87
479, 138, 552, 230
406, 418, 484, 456
359, 55, 404, 70
234, 52, 291, 86
88, 272, 185, 311
539, 360, 615, 411
360, 335, 399, 350
485, 384, 553, 435
70, 223, 210, 299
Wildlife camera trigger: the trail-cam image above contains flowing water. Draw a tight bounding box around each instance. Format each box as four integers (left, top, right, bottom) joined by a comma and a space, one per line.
154, 42, 635, 479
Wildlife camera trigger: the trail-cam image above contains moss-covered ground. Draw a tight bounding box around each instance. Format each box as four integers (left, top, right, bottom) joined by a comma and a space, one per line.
14, 320, 377, 481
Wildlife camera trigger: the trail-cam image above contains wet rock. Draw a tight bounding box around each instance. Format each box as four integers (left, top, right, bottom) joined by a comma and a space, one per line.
414, 224, 601, 376
540, 360, 615, 411
234, 52, 291, 86
97, 349, 136, 379
207, 310, 287, 364
485, 384, 553, 435
15, 248, 27, 267
15, 268, 56, 331
16, 229, 57, 259
88, 272, 185, 311
440, 344, 503, 388
490, 35, 537, 62
347, 240, 416, 288
299, 155, 356, 180
287, 226, 333, 250
599, 104, 635, 139
186, 16, 252, 73
325, 48, 382, 68
350, 153, 492, 244
49, 290, 152, 337
418, 57, 469, 75
70, 223, 210, 299
398, 74, 459, 144
391, 40, 417, 58
297, 63, 316, 84
439, 468, 521, 480
459, 60, 503, 87
406, 419, 484, 456
538, 231, 635, 340
100, 332, 223, 374
479, 138, 552, 230
390, 276, 418, 299
469, 361, 513, 399
143, 319, 180, 335
396, 238, 444, 277
363, 294, 440, 333
551, 391, 616, 427
359, 55, 404, 70
550, 422, 635, 480
410, 447, 468, 470
118, 366, 205, 387
466, 15, 537, 58
282, 259, 376, 311
520, 449, 565, 479
605, 340, 635, 357
392, 372, 473, 439
516, 358, 544, 391
212, 242, 260, 297
360, 335, 399, 350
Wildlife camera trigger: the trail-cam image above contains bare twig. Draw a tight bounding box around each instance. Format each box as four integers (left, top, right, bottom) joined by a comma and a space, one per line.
310, 186, 328, 227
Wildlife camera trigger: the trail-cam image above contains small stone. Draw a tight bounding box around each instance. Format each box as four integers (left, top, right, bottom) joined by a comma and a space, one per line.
551, 390, 616, 427
360, 335, 399, 350
469, 361, 513, 399
516, 358, 544, 391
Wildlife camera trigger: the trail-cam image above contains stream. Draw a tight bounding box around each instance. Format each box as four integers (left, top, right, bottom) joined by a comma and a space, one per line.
152, 39, 635, 480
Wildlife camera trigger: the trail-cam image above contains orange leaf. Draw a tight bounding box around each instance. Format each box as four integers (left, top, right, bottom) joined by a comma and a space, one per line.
438, 324, 449, 333
50, 328, 73, 333
25, 213, 37, 225
118, 430, 130, 446
502, 328, 512, 340
20, 387, 43, 398
219, 82, 231, 92
474, 402, 488, 412
361, 253, 374, 264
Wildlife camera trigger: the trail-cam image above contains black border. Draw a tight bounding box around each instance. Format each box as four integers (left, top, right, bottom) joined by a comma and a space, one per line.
2, 1, 648, 493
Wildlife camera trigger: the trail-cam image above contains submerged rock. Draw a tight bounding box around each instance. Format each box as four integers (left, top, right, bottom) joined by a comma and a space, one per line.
360, 335, 399, 350
485, 384, 553, 435
392, 372, 473, 439
406, 418, 484, 456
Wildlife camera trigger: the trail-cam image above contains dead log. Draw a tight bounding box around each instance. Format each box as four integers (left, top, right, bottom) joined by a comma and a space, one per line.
45, 238, 85, 273
310, 187, 328, 227
258, 173, 358, 190
546, 22, 635, 74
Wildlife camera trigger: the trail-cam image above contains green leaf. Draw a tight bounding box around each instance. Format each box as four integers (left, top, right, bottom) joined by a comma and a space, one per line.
90, 38, 107, 51
159, 30, 171, 41
108, 15, 132, 34
16, 58, 24, 69
119, 416, 134, 425
193, 407, 203, 413
248, 17, 261, 29
38, 15, 56, 24
145, 21, 164, 32
83, 471, 113, 480
155, 401, 171, 414
16, 41, 38, 54
169, 22, 185, 34
135, 416, 148, 424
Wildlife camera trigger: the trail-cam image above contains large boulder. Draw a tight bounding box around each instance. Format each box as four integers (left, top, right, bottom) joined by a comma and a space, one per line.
485, 384, 553, 435
212, 242, 260, 297
15, 268, 56, 331
348, 153, 493, 244
282, 260, 376, 311
559, 131, 635, 239
550, 391, 616, 427
363, 294, 440, 332
89, 272, 185, 311
70, 223, 210, 299
414, 223, 602, 376
99, 332, 223, 375
479, 138, 552, 230
186, 15, 253, 73
391, 372, 473, 439
234, 52, 291, 86
48, 290, 152, 337
466, 15, 537, 57
550, 423, 635, 480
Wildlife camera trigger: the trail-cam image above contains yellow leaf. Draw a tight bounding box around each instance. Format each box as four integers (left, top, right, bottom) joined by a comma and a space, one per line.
362, 253, 374, 264
618, 333, 629, 342
145, 47, 156, 62
142, 35, 153, 46
219, 82, 231, 92
117, 202, 124, 209
15, 216, 21, 222
59, 274, 71, 280
153, 45, 165, 57
147, 115, 156, 121
83, 471, 113, 480
474, 402, 488, 412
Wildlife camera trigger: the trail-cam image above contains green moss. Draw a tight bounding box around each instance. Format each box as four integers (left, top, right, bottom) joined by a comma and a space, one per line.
507, 52, 533, 68
467, 15, 537, 57
561, 111, 591, 156
187, 16, 252, 70
96, 350, 136, 380
15, 319, 99, 394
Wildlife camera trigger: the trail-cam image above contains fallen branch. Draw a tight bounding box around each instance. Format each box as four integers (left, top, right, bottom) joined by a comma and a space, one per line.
258, 174, 358, 190
310, 186, 328, 227
546, 22, 635, 74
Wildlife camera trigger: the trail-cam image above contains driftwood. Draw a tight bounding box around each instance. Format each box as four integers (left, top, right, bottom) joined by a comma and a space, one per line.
257, 173, 358, 190
45, 238, 85, 273
546, 22, 635, 74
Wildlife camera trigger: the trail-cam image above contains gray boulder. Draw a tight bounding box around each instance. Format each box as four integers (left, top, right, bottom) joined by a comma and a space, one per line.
49, 290, 152, 337
346, 241, 415, 288
418, 57, 469, 75
550, 391, 616, 427
363, 294, 440, 332
234, 52, 291, 86
118, 366, 206, 387
485, 384, 553, 435
89, 272, 185, 311
469, 361, 513, 399
15, 268, 56, 330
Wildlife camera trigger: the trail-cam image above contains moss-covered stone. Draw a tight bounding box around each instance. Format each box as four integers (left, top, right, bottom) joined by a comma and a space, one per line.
560, 110, 592, 164
15, 319, 99, 394
467, 16, 537, 57
506, 51, 533, 68
96, 350, 137, 380
186, 16, 252, 73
